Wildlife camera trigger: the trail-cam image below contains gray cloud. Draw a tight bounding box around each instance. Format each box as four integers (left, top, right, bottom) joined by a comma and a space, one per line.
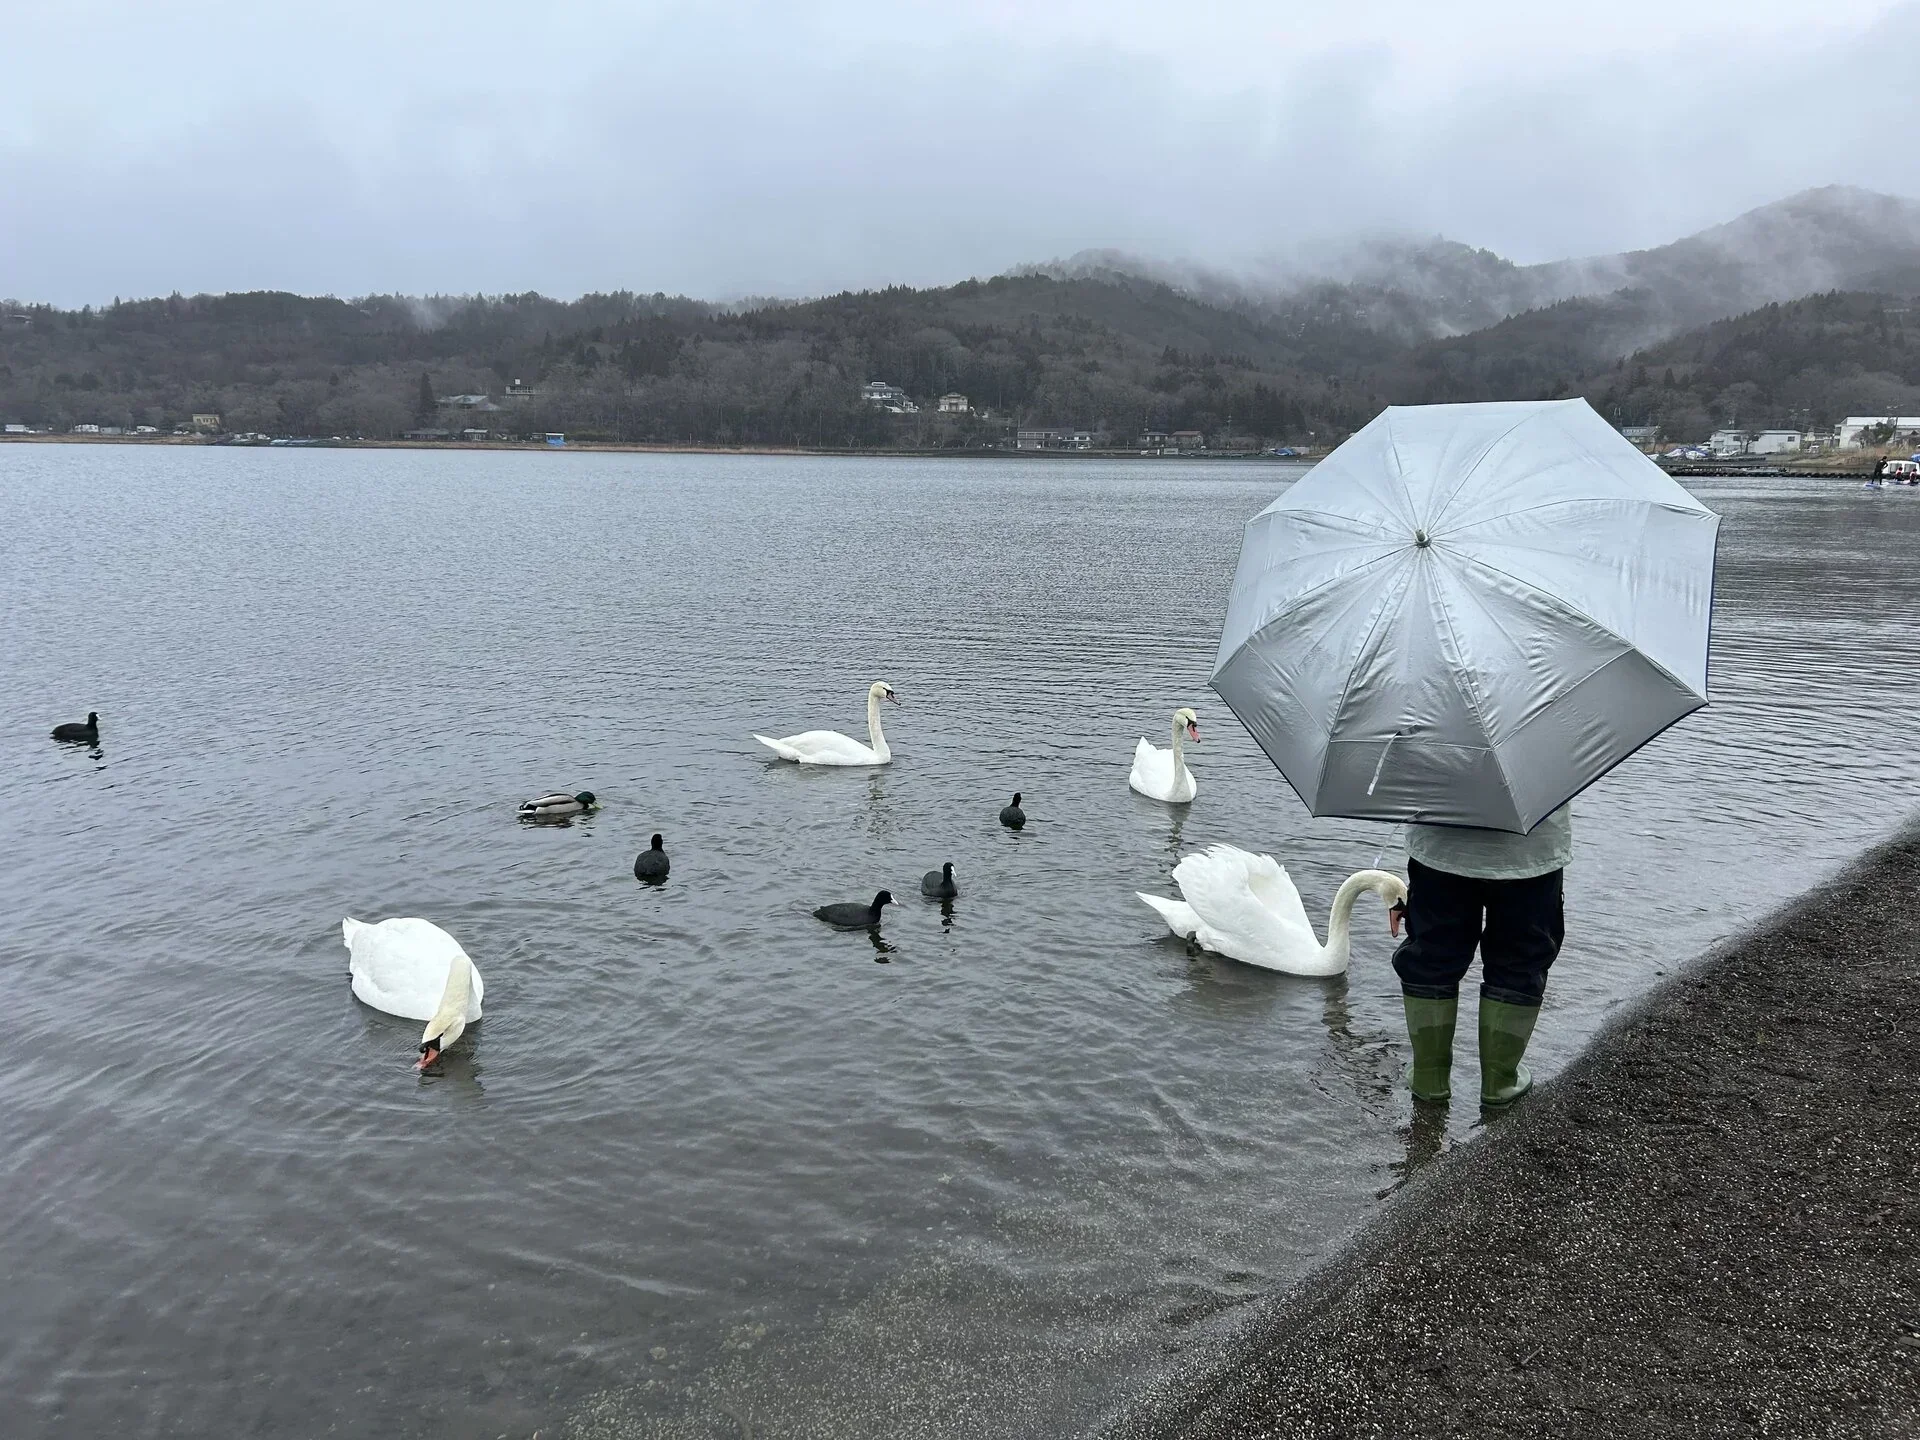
4, 0, 1918, 304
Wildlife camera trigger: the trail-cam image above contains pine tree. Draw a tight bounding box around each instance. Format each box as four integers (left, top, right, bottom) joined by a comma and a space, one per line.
416, 372, 435, 419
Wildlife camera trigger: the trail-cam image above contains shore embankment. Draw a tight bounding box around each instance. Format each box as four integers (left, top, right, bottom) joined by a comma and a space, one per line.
1108, 827, 1920, 1440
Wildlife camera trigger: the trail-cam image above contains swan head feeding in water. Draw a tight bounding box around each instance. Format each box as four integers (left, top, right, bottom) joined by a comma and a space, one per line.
416, 956, 476, 1071
417, 1016, 467, 1071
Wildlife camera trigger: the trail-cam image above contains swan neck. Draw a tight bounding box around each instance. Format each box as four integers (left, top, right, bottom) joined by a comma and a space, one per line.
1169, 714, 1188, 780
426, 956, 471, 1041
867, 691, 887, 755
1321, 871, 1376, 963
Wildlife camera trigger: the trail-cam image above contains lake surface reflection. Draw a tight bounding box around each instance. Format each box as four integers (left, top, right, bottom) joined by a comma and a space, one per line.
3, 448, 1917, 1438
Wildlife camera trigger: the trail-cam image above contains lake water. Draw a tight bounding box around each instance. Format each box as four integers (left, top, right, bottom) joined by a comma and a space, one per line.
5, 447, 1919, 1439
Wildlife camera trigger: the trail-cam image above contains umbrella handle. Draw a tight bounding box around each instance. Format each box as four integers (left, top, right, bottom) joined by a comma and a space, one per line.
1367, 732, 1400, 796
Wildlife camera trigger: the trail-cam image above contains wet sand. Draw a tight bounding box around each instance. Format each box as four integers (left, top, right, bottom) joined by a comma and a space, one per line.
1109, 826, 1920, 1439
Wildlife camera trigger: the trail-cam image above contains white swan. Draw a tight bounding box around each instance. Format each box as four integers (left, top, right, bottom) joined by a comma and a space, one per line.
343, 917, 484, 1068
1129, 707, 1200, 803
754, 681, 899, 766
1137, 846, 1407, 976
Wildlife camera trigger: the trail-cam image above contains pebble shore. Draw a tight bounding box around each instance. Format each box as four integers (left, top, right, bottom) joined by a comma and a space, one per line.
1108, 827, 1920, 1439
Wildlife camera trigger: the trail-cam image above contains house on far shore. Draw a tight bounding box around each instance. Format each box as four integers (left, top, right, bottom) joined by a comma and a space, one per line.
72, 423, 101, 434
438, 393, 503, 412
1618, 424, 1661, 448
503, 379, 539, 402
937, 392, 969, 414
5, 423, 29, 434
1169, 429, 1206, 452
1749, 429, 1804, 455
862, 380, 918, 413
1839, 415, 1920, 447
1016, 426, 1064, 449
1211, 434, 1258, 454
1708, 428, 1749, 457
190, 413, 222, 433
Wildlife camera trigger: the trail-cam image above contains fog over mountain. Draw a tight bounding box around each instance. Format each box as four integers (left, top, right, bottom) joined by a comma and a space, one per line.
4, 1, 1920, 305
1037, 187, 1920, 350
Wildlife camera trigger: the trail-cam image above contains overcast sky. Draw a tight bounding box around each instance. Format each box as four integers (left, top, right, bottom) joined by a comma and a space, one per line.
4, 0, 1917, 305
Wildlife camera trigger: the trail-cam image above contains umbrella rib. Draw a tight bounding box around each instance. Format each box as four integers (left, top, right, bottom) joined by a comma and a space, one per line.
1314, 561, 1419, 802
1228, 547, 1407, 664
1428, 407, 1560, 530
1447, 549, 1694, 694
1434, 495, 1706, 537
1423, 562, 1518, 810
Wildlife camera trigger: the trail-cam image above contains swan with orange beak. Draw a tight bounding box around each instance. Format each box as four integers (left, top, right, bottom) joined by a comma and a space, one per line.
343, 916, 485, 1070
1129, 707, 1201, 803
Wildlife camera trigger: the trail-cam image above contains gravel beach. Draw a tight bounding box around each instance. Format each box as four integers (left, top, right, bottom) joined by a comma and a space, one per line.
1109, 827, 1920, 1440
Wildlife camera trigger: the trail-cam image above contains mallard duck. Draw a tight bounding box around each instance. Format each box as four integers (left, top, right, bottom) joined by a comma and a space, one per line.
518, 790, 597, 819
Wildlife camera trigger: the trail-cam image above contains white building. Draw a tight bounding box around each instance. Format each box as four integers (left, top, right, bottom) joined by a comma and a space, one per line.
1708, 429, 1749, 457
862, 381, 910, 407
1749, 429, 1804, 455
1839, 415, 1920, 447
937, 392, 969, 414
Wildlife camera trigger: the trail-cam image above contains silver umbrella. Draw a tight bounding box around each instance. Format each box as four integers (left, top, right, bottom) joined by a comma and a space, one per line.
1211, 399, 1719, 833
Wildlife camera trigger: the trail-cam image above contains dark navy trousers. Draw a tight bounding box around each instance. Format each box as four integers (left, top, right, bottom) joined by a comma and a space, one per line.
1391, 857, 1565, 1008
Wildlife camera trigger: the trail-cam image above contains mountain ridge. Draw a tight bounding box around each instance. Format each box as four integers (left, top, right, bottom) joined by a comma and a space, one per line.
5, 187, 1920, 445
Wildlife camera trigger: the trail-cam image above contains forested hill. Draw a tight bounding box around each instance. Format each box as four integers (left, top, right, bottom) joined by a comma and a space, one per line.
0, 275, 1403, 445
1585, 290, 1920, 440
3, 274, 1918, 448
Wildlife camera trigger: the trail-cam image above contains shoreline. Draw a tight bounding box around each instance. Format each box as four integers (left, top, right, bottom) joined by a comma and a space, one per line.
1105, 824, 1920, 1439
0, 433, 1302, 461
0, 433, 1890, 476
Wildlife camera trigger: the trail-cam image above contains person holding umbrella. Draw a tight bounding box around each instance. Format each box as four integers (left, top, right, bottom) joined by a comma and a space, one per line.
1211, 399, 1719, 1108
1388, 803, 1571, 1105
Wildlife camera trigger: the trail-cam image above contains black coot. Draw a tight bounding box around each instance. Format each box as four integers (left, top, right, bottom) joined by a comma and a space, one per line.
813, 890, 894, 929
52, 711, 99, 744
999, 792, 1026, 829
920, 862, 958, 898
634, 833, 670, 881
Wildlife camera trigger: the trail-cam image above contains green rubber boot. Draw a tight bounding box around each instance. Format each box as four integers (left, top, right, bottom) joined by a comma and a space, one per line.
1401, 995, 1458, 1103
1479, 998, 1540, 1108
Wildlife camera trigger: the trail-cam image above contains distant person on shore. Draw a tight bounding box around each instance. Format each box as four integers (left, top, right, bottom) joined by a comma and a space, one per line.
1388, 807, 1571, 1108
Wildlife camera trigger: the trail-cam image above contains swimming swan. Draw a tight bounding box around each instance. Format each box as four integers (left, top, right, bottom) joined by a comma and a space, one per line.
342, 917, 485, 1068
755, 681, 899, 766
1137, 846, 1407, 976
1129, 707, 1200, 803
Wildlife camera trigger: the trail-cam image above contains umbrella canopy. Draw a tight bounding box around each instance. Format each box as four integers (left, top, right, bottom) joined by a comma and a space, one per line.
1211, 399, 1719, 833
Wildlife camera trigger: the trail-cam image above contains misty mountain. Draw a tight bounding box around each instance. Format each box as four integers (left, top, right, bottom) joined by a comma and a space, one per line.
1040, 186, 1920, 354
5, 187, 1919, 447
